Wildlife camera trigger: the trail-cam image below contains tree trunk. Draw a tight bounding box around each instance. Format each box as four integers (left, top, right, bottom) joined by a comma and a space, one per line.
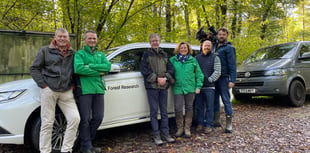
197, 10, 201, 30
184, 2, 191, 43
152, 4, 158, 32
231, 0, 238, 38
165, 0, 171, 42
237, 3, 242, 36
220, 0, 227, 27
215, 0, 227, 28
260, 3, 273, 40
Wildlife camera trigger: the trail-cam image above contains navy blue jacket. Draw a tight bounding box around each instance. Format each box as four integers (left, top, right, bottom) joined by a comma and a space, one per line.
213, 41, 236, 83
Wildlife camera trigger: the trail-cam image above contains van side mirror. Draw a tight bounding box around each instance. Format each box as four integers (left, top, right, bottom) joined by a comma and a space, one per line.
110, 64, 120, 73
299, 52, 310, 59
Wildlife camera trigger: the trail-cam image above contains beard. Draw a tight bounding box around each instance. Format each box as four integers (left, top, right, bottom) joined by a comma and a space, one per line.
218, 38, 226, 43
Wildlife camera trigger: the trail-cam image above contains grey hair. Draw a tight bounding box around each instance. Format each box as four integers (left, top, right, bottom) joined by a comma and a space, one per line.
84, 30, 97, 40
149, 33, 160, 42
55, 28, 69, 36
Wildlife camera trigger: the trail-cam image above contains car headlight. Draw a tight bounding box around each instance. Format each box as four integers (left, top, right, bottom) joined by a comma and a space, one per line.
264, 69, 287, 76
0, 89, 26, 103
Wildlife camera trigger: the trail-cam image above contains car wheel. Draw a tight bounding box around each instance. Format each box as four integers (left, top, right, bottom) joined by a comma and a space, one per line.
31, 111, 78, 151
233, 94, 252, 102
288, 80, 306, 107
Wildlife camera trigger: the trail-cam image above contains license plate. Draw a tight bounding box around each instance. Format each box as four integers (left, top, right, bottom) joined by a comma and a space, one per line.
239, 89, 256, 93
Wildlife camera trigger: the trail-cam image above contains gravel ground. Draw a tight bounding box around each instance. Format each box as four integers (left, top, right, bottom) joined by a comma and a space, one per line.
1, 98, 310, 153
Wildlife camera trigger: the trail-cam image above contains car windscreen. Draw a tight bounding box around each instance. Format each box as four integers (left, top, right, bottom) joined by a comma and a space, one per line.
244, 43, 298, 64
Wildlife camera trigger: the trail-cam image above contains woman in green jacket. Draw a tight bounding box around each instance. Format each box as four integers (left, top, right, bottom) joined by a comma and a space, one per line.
169, 42, 204, 138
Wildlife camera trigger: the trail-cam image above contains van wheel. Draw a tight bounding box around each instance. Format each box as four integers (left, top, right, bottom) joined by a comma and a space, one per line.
234, 94, 252, 102
31, 111, 78, 151
288, 80, 306, 107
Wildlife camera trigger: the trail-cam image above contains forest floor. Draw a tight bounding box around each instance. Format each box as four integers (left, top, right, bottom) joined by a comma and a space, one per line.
1, 97, 310, 153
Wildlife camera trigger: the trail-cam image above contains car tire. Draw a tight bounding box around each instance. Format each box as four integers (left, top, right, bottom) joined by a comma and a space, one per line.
233, 94, 252, 102
31, 110, 78, 151
288, 80, 306, 107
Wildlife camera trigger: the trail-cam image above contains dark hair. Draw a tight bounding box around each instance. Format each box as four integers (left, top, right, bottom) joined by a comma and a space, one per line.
84, 30, 97, 40
217, 27, 229, 35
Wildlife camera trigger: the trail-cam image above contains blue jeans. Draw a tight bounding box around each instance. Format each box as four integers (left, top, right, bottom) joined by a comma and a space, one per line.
146, 89, 169, 135
78, 94, 104, 150
195, 89, 214, 127
214, 76, 233, 115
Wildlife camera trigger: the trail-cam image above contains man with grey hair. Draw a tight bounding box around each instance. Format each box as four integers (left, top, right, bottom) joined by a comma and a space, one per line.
30, 28, 80, 153
140, 33, 175, 145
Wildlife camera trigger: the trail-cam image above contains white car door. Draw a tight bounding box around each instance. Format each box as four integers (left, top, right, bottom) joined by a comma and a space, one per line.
100, 48, 150, 129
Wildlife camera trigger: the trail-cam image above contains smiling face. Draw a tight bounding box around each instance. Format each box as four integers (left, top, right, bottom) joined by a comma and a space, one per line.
54, 31, 69, 48
84, 32, 97, 47
202, 40, 213, 54
180, 44, 189, 56
150, 36, 160, 49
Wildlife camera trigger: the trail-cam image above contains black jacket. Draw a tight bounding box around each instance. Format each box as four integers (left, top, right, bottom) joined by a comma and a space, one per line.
30, 44, 75, 92
140, 48, 174, 89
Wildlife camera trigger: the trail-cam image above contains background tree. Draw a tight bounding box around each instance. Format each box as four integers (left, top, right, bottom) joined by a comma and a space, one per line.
0, 0, 308, 64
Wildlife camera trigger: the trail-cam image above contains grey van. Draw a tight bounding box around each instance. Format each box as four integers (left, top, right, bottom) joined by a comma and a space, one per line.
232, 41, 310, 107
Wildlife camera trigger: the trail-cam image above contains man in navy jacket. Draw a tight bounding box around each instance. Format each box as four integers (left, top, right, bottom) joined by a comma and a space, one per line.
213, 27, 237, 133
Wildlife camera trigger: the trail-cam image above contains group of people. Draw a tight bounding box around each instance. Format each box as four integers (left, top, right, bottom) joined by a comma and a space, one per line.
140, 28, 236, 145
30, 29, 109, 153
29, 27, 236, 153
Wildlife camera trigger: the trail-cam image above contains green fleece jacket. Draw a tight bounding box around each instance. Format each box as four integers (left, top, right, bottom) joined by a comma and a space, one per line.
74, 45, 111, 95
170, 55, 204, 95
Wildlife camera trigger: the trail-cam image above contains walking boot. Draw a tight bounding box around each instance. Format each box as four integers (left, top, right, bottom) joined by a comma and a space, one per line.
175, 113, 184, 137
225, 115, 233, 133
213, 111, 221, 127
153, 134, 164, 146
184, 111, 193, 138
161, 133, 175, 143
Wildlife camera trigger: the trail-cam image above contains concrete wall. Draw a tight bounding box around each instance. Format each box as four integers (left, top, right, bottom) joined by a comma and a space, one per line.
0, 30, 76, 84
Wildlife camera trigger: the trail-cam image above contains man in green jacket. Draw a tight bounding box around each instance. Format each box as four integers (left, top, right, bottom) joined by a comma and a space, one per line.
74, 31, 111, 153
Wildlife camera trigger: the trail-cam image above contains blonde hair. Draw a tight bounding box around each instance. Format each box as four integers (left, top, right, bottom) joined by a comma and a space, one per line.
174, 42, 193, 55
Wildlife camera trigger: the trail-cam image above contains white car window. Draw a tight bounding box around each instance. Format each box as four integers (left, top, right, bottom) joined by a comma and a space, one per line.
110, 48, 146, 72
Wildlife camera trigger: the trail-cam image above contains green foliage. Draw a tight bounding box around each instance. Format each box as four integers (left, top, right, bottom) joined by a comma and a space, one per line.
0, 0, 309, 63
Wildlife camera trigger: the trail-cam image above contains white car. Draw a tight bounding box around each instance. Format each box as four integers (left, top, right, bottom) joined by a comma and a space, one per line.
0, 43, 200, 151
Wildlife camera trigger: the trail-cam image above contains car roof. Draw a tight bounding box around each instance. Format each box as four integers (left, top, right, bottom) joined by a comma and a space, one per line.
106, 42, 200, 60
260, 41, 310, 50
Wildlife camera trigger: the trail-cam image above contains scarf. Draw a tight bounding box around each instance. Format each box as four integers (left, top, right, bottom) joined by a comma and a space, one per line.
177, 54, 189, 63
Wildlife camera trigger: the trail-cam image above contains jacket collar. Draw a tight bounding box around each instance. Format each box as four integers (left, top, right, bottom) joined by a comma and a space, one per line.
83, 45, 98, 54
49, 39, 73, 51
150, 47, 164, 55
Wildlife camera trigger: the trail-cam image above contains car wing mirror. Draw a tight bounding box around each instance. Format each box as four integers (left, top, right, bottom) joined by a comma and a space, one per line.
109, 64, 121, 73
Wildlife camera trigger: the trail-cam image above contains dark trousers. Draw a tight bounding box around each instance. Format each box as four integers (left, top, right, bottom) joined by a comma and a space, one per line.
174, 93, 195, 114
195, 89, 215, 127
78, 94, 104, 150
214, 76, 233, 115
146, 89, 169, 135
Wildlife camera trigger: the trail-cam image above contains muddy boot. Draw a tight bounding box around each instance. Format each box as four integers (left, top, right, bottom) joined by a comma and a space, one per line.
184, 111, 193, 138
153, 134, 164, 146
225, 115, 232, 133
213, 111, 221, 127
175, 113, 184, 137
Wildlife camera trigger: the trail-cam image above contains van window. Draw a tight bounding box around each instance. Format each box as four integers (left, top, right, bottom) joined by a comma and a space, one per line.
299, 44, 310, 57
244, 43, 298, 64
